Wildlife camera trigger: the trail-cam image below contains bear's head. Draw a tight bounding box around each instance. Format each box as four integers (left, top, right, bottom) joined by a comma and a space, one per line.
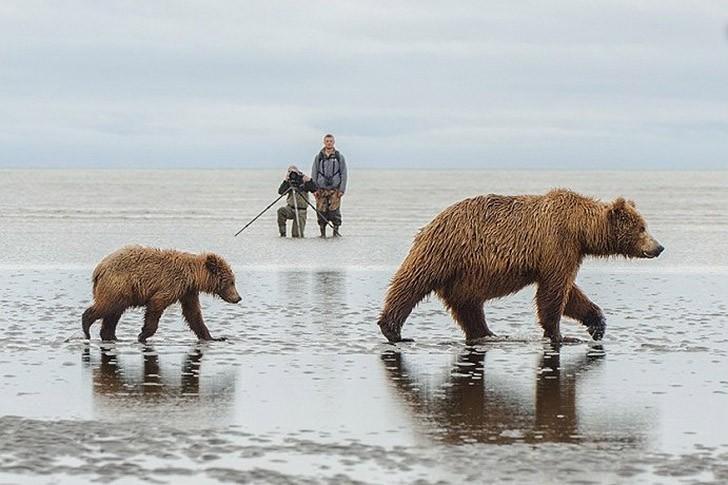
607, 198, 664, 259
205, 254, 242, 303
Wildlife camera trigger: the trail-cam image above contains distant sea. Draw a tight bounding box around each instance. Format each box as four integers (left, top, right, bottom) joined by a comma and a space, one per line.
1, 169, 726, 272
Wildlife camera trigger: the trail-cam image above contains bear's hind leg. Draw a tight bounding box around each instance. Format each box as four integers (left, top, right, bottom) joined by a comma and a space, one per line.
447, 301, 496, 344
82, 305, 101, 339
138, 298, 168, 343
100, 311, 123, 341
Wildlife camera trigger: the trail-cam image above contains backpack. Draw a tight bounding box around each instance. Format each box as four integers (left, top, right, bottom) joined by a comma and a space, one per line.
317, 150, 341, 186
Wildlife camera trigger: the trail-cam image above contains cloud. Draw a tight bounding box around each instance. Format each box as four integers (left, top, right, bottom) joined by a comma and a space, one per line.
0, 0, 727, 168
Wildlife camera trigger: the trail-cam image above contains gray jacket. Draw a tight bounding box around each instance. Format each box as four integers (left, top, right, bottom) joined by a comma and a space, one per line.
311, 150, 347, 193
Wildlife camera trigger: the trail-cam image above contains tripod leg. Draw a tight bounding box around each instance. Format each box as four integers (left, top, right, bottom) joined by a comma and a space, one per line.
234, 188, 292, 237
292, 188, 302, 237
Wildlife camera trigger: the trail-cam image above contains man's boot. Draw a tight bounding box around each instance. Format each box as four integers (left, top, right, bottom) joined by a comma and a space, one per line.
279, 224, 286, 237
319, 224, 327, 238
333, 225, 341, 237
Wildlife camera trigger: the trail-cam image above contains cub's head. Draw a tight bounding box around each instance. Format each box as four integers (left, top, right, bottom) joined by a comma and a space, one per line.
608, 198, 664, 259
205, 254, 242, 303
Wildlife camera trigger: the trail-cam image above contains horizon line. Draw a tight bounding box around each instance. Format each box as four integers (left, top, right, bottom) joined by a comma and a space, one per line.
0, 166, 725, 172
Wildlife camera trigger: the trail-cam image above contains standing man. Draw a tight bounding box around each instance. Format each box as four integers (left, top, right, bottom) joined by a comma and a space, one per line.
311, 133, 347, 237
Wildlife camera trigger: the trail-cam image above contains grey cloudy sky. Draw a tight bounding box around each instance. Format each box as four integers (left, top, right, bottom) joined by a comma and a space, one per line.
1, 1, 727, 169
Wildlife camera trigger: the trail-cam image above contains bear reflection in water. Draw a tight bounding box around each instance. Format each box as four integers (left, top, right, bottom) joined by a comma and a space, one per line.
381, 347, 646, 445
82, 345, 236, 419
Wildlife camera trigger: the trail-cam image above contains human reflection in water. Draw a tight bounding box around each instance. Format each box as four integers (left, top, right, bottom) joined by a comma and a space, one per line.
82, 344, 236, 422
313, 271, 347, 322
381, 346, 623, 444
280, 271, 311, 309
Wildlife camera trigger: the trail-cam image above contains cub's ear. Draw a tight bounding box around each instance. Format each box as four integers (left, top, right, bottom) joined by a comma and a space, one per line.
205, 254, 222, 275
611, 197, 636, 210
612, 197, 627, 210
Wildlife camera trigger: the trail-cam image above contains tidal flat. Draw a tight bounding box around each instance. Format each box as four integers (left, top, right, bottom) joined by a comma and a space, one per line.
1, 170, 727, 483
1, 268, 727, 484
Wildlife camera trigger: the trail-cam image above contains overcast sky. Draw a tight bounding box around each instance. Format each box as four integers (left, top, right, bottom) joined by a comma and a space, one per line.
1, 1, 727, 169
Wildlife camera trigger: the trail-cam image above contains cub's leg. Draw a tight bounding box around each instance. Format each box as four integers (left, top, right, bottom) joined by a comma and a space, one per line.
181, 292, 225, 341
138, 296, 170, 343
82, 305, 102, 339
100, 311, 123, 341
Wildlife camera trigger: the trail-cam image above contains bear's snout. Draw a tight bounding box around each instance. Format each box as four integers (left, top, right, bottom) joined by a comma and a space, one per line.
641, 236, 664, 259
222, 288, 242, 304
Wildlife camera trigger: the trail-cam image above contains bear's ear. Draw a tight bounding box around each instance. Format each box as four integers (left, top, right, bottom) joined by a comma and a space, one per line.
611, 197, 636, 210
205, 254, 222, 276
612, 197, 627, 210
608, 197, 630, 222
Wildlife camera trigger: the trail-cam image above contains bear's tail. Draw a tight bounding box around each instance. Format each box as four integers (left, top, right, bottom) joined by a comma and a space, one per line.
91, 266, 106, 298
377, 255, 436, 342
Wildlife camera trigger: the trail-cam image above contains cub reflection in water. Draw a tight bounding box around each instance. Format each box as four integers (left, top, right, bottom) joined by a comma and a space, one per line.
81, 344, 236, 411
381, 347, 644, 445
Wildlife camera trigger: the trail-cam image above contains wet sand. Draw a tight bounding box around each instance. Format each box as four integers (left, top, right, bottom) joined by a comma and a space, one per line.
1, 169, 727, 483
2, 268, 728, 483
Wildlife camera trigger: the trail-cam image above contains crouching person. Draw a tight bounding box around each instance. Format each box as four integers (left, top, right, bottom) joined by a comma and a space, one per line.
277, 165, 317, 238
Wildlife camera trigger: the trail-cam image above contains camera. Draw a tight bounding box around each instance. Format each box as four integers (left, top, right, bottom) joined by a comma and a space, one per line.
288, 170, 304, 187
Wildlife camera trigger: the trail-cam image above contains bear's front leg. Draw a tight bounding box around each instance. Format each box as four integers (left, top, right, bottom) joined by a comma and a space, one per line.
563, 284, 606, 341
536, 278, 570, 343
181, 293, 225, 341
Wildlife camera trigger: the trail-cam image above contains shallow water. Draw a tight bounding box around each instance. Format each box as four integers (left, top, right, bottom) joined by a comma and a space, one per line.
1, 170, 728, 483
1, 169, 727, 271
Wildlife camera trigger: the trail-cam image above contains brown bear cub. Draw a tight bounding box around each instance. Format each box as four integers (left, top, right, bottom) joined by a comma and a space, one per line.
378, 189, 664, 344
82, 246, 241, 343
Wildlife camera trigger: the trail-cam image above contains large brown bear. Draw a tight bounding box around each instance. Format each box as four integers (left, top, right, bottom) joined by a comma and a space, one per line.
378, 189, 664, 344
82, 246, 241, 343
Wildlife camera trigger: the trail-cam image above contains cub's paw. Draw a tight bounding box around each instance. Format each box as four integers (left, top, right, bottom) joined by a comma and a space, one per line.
100, 332, 118, 342
560, 336, 584, 344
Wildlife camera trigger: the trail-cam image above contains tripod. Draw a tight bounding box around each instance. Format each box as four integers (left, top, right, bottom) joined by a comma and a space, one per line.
234, 184, 338, 237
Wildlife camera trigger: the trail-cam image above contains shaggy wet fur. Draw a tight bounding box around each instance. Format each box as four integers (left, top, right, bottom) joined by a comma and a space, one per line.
82, 246, 241, 343
378, 189, 664, 344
